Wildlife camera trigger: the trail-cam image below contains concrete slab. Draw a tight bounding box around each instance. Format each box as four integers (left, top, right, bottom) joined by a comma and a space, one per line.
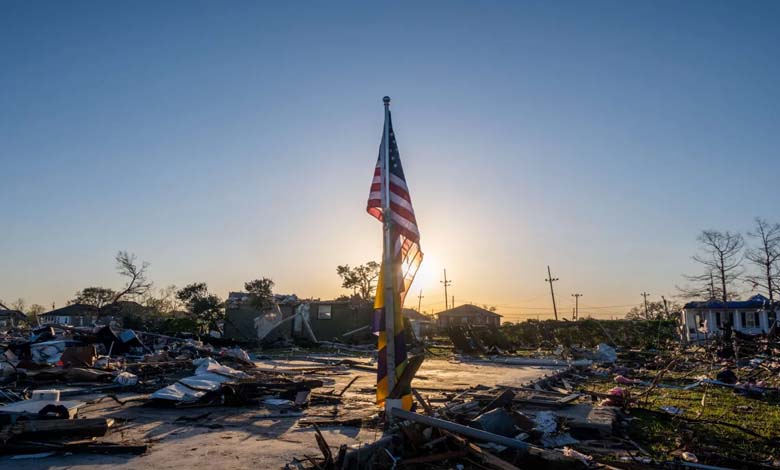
0, 358, 561, 470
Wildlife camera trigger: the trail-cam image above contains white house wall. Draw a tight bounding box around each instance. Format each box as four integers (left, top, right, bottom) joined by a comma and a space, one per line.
682, 308, 775, 341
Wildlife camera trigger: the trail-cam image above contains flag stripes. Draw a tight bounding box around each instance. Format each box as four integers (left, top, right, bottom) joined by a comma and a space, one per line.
367, 110, 422, 409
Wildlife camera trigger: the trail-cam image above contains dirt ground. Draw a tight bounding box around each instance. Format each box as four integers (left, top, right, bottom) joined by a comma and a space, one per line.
2, 357, 561, 470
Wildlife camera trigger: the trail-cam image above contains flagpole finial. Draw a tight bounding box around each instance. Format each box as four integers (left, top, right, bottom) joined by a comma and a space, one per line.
383, 96, 391, 105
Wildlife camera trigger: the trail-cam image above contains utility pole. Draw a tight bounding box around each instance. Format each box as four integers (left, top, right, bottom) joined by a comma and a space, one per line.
571, 293, 582, 320
641, 292, 650, 320
545, 266, 559, 321
417, 290, 424, 314
441, 269, 452, 311
451, 295, 455, 309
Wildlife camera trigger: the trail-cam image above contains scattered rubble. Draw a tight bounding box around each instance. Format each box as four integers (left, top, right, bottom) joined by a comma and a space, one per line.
2, 321, 779, 468
0, 323, 325, 459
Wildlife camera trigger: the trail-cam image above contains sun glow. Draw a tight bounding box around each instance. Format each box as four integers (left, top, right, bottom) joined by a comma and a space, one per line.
406, 251, 440, 310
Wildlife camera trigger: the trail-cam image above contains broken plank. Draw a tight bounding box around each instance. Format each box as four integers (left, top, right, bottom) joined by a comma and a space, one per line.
3, 418, 113, 440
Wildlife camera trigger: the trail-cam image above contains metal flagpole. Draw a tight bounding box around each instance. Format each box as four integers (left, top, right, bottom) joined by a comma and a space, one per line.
382, 96, 396, 397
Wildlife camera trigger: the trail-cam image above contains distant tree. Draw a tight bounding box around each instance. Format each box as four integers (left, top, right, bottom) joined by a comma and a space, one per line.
244, 278, 275, 311
28, 304, 45, 315
27, 304, 45, 324
142, 285, 181, 314
176, 283, 223, 333
336, 261, 380, 300
625, 300, 681, 320
71, 287, 117, 308
745, 217, 780, 303
113, 251, 152, 302
682, 230, 744, 302
10, 298, 26, 313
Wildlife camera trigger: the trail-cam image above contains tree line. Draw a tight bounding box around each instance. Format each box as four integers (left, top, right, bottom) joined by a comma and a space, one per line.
2, 250, 278, 335
3, 251, 383, 333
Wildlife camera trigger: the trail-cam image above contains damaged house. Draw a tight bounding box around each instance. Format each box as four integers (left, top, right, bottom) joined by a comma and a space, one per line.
223, 293, 374, 344
0, 304, 26, 328
303, 299, 373, 342
403, 308, 435, 339
681, 294, 779, 342
39, 303, 100, 327
223, 292, 300, 343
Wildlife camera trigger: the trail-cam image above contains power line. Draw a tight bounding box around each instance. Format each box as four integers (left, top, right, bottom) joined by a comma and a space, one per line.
415, 296, 638, 319
416, 300, 635, 312
579, 303, 636, 310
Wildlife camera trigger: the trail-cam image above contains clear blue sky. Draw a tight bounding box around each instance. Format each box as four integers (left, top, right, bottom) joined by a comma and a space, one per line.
2, 1, 779, 320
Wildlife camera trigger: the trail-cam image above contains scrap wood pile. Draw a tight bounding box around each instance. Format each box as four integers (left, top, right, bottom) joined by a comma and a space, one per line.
0, 323, 326, 458
292, 366, 638, 469
0, 410, 147, 457
709, 325, 780, 372
295, 343, 780, 470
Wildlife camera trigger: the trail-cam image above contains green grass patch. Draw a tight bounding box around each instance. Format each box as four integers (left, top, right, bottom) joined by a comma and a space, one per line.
587, 369, 780, 466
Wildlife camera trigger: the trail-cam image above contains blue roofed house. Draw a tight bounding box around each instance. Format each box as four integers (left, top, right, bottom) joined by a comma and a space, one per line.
681, 294, 778, 342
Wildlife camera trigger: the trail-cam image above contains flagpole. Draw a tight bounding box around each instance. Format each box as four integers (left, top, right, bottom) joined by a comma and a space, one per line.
382, 96, 396, 397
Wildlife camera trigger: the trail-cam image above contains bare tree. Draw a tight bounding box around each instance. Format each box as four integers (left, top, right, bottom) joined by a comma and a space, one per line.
142, 285, 181, 314
113, 251, 152, 302
10, 298, 26, 313
686, 230, 744, 302
745, 217, 780, 303
677, 270, 721, 300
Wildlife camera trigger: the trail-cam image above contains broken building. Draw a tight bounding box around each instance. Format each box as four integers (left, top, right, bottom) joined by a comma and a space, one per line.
223, 294, 373, 344
681, 294, 779, 342
0, 305, 26, 328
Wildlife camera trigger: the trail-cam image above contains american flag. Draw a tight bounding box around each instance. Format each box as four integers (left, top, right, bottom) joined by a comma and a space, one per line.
367, 109, 423, 408
367, 111, 423, 297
